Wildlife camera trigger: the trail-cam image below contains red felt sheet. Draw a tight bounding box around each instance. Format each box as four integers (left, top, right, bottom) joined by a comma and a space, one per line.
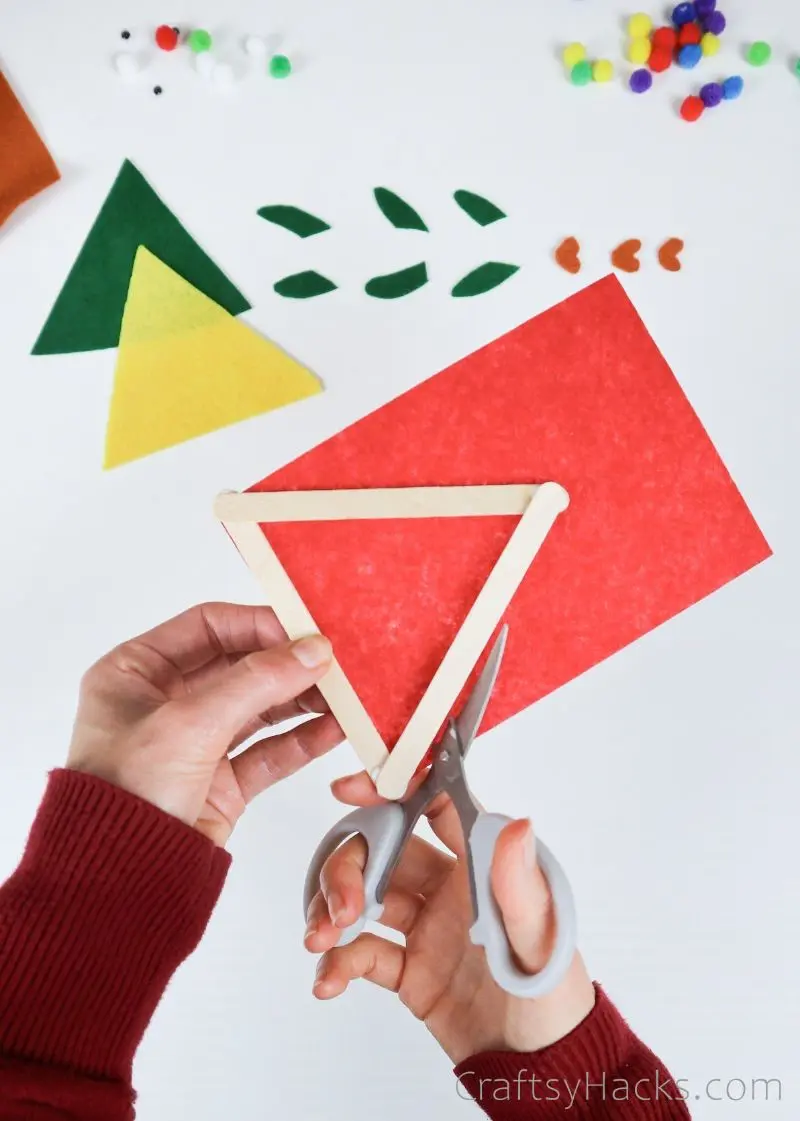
247, 277, 770, 748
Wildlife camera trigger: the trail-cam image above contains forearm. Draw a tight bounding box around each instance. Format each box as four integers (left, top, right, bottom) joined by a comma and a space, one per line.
455, 987, 690, 1120
0, 770, 230, 1119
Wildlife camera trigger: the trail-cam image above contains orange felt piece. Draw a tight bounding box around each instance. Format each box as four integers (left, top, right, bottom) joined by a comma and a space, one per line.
244, 276, 771, 749
0, 72, 59, 228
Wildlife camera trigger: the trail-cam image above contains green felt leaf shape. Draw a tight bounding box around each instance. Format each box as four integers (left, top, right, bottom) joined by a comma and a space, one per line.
451, 262, 519, 298
256, 205, 331, 238
453, 190, 507, 226
274, 271, 338, 298
373, 188, 429, 232
364, 262, 429, 299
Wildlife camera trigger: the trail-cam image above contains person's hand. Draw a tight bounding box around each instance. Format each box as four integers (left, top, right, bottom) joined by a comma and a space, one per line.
67, 603, 343, 847
304, 772, 595, 1064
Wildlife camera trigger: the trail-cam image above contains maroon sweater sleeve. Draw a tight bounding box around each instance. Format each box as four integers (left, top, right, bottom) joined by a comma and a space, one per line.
0, 769, 230, 1120
454, 987, 691, 1119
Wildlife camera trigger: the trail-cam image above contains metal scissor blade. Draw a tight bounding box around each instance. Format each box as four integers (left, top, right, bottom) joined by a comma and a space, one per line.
454, 625, 508, 755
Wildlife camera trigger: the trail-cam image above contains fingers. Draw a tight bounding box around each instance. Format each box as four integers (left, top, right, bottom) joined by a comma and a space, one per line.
332, 770, 466, 857
131, 603, 288, 676
305, 831, 452, 954
490, 819, 555, 976
231, 713, 344, 804
313, 933, 406, 999
166, 636, 333, 754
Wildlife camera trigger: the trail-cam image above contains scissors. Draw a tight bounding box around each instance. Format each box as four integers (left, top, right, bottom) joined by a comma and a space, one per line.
303, 627, 577, 998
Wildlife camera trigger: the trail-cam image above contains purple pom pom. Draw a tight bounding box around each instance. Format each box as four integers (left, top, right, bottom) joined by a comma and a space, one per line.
702, 10, 726, 34
695, 0, 716, 16
629, 68, 653, 93
700, 81, 723, 107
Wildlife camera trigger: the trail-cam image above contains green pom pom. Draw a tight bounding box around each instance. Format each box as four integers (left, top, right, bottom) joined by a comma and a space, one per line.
187, 28, 212, 53
747, 41, 772, 66
795, 58, 800, 77
269, 54, 292, 78
570, 60, 593, 86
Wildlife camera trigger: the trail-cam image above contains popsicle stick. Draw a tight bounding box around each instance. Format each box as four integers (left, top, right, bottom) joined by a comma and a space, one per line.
214, 484, 536, 524
221, 518, 390, 775
373, 482, 570, 800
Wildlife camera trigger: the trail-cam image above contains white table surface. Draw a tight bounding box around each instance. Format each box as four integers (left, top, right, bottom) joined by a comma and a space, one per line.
0, 0, 798, 1117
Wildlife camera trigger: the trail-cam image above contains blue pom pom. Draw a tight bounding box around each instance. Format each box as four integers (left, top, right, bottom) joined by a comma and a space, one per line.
695, 0, 716, 16
677, 43, 703, 67
672, 2, 697, 26
722, 74, 744, 99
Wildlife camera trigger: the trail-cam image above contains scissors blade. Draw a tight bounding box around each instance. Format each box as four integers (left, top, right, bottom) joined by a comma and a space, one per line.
453, 625, 508, 756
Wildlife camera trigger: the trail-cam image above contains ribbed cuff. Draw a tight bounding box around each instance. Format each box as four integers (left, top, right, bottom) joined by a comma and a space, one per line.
454, 987, 689, 1119
0, 769, 230, 1081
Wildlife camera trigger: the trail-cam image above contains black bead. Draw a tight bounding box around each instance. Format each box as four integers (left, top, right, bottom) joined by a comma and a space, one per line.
153, 85, 163, 95
121, 29, 131, 39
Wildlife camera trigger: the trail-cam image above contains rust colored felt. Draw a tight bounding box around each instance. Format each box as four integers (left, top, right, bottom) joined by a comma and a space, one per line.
611, 239, 642, 273
658, 237, 684, 272
0, 73, 59, 228
555, 237, 581, 274
245, 277, 770, 749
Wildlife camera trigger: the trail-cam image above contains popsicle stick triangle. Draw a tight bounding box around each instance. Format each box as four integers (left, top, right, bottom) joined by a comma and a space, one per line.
104, 247, 322, 468
216, 482, 569, 799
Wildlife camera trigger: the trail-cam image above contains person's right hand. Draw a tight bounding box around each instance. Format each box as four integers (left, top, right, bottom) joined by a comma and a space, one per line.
304, 772, 595, 1065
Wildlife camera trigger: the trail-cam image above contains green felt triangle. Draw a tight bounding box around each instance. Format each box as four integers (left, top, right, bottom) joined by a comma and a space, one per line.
32, 160, 250, 355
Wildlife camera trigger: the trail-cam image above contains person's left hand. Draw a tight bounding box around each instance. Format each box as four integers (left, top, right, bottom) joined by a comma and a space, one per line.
67, 602, 344, 846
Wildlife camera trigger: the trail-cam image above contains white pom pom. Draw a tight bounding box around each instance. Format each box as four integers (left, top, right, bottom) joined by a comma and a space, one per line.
212, 61, 236, 88
113, 52, 141, 79
244, 35, 267, 57
195, 51, 216, 77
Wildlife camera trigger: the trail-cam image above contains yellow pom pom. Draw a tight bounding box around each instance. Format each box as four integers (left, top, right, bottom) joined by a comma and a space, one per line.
627, 37, 652, 64
701, 32, 720, 56
592, 59, 614, 82
627, 12, 653, 38
563, 42, 587, 68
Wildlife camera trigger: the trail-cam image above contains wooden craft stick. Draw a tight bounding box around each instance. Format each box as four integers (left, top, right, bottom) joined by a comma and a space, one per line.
221, 517, 390, 774
214, 484, 537, 524
373, 482, 570, 800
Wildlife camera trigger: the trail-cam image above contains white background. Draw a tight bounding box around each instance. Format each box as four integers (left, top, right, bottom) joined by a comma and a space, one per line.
1, 0, 798, 1117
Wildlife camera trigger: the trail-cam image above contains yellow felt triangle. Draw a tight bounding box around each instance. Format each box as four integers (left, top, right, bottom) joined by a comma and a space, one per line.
104, 246, 322, 468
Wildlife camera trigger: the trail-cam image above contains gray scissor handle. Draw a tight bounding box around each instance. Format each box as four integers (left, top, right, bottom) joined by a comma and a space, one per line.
303, 804, 406, 948
467, 813, 578, 999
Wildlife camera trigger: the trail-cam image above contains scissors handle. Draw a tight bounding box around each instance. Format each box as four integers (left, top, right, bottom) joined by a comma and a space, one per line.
467, 813, 578, 999
303, 804, 406, 948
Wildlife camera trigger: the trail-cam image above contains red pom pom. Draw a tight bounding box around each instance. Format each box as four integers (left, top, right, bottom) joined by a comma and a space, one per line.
678, 22, 702, 45
649, 45, 673, 72
680, 95, 705, 121
651, 26, 678, 50
155, 24, 179, 50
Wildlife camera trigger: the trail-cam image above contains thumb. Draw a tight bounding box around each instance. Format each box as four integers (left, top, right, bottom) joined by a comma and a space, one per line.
166, 635, 333, 754
490, 818, 555, 976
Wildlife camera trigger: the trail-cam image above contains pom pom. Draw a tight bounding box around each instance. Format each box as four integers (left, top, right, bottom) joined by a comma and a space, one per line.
563, 42, 587, 68
695, 0, 716, 15
155, 24, 179, 51
746, 41, 772, 66
113, 52, 141, 79
678, 22, 702, 45
677, 43, 703, 68
672, 3, 697, 27
628, 13, 653, 38
648, 45, 673, 72
701, 32, 720, 56
592, 59, 614, 82
187, 29, 212, 53
652, 27, 678, 50
627, 37, 652, 64
702, 11, 726, 34
721, 74, 744, 99
680, 94, 704, 121
700, 81, 723, 106
629, 68, 653, 93
269, 53, 292, 78
195, 51, 216, 77
244, 35, 267, 56
570, 60, 593, 85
